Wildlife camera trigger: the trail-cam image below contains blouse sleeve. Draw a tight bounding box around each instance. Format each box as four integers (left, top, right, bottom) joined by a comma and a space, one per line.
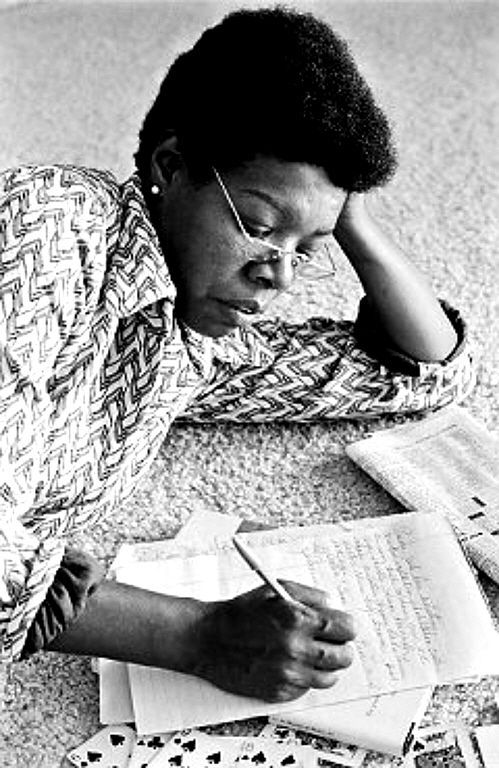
0, 166, 109, 661
181, 299, 476, 423
20, 548, 104, 658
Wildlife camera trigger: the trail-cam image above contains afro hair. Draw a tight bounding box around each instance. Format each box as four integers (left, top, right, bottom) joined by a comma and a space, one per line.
135, 6, 397, 192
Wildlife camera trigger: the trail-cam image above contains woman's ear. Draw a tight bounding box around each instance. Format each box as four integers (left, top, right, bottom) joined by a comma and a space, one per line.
150, 134, 184, 192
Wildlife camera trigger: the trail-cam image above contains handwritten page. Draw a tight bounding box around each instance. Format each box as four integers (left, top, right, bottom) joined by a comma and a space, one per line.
101, 510, 430, 754
99, 510, 242, 725
271, 686, 433, 757
346, 405, 499, 582
118, 512, 499, 734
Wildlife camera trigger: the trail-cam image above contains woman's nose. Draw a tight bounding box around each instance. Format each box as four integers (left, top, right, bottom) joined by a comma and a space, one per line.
245, 255, 294, 291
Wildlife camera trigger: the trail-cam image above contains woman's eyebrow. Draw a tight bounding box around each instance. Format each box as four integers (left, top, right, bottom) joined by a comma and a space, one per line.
239, 188, 287, 216
239, 188, 335, 236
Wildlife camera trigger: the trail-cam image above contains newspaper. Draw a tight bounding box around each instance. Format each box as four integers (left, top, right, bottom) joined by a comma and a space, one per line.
346, 405, 499, 582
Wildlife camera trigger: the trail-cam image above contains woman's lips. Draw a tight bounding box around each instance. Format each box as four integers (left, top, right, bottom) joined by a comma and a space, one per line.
215, 298, 262, 325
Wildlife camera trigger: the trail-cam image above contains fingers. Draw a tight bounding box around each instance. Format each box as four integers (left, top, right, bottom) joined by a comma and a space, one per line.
267, 621, 354, 698
283, 632, 355, 680
277, 582, 356, 643
305, 668, 340, 690
262, 655, 343, 699
249, 659, 341, 702
313, 610, 356, 643
280, 580, 333, 611
283, 635, 354, 691
308, 639, 354, 671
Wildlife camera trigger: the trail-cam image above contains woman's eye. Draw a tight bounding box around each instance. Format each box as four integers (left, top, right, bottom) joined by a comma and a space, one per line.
298, 254, 313, 265
297, 241, 329, 262
295, 248, 315, 263
243, 220, 273, 239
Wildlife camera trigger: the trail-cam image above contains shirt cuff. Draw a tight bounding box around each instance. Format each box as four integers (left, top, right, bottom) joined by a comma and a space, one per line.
353, 296, 467, 376
20, 547, 104, 659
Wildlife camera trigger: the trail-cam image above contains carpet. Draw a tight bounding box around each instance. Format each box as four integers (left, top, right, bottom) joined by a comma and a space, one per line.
0, 2, 498, 765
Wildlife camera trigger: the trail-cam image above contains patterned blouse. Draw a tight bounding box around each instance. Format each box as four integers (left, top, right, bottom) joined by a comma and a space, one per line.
0, 165, 475, 662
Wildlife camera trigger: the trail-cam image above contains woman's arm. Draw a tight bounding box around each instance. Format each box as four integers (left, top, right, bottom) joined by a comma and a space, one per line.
179, 194, 474, 425
333, 193, 457, 362
46, 579, 209, 671
47, 578, 355, 703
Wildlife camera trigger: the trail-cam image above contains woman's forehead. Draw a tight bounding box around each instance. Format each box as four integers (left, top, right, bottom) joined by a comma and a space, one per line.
226, 156, 345, 229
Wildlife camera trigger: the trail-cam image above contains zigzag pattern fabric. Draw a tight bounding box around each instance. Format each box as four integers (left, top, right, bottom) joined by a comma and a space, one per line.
183, 314, 476, 422
0, 165, 475, 661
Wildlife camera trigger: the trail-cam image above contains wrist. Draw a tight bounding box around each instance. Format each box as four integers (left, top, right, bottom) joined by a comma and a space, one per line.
334, 193, 371, 249
151, 596, 215, 675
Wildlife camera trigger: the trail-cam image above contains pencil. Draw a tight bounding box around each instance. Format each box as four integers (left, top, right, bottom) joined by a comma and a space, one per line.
232, 535, 298, 604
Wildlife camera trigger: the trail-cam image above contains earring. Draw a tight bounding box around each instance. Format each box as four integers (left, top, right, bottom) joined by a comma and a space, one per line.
151, 184, 161, 196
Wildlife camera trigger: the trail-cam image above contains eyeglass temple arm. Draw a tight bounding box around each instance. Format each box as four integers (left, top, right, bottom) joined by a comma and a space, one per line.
212, 166, 252, 241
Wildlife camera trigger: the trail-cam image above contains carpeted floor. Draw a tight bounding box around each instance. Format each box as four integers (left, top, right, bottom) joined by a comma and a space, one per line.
1, 1, 498, 765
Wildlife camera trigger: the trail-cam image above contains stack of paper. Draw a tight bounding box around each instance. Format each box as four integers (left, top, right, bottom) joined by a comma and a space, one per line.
93, 511, 370, 765
99, 510, 243, 727
97, 509, 499, 756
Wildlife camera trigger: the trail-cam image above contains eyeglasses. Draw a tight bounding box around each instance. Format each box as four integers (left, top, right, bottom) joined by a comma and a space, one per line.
212, 166, 336, 281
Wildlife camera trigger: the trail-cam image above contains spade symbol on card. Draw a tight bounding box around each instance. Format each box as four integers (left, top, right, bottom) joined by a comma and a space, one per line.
251, 752, 267, 764
207, 751, 222, 764
86, 751, 102, 763
182, 739, 196, 752
412, 740, 426, 752
109, 734, 125, 747
273, 728, 292, 743
147, 736, 165, 749
168, 757, 183, 766
281, 756, 296, 766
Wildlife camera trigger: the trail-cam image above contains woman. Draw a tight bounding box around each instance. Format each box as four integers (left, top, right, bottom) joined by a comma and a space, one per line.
0, 7, 473, 703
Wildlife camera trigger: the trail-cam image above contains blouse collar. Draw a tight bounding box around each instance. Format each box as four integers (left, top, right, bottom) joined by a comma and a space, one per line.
104, 172, 275, 375
102, 173, 177, 318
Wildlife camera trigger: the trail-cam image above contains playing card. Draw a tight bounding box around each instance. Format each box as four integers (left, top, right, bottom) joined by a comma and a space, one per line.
129, 732, 174, 768
404, 725, 481, 768
66, 724, 135, 768
234, 736, 317, 767
259, 723, 365, 767
149, 729, 241, 767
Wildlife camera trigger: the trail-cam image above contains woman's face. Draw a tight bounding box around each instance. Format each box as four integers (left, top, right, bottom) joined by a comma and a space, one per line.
153, 154, 346, 337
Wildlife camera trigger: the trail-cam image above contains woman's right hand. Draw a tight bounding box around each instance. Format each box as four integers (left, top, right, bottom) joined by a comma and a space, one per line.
47, 577, 355, 703
191, 581, 356, 702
